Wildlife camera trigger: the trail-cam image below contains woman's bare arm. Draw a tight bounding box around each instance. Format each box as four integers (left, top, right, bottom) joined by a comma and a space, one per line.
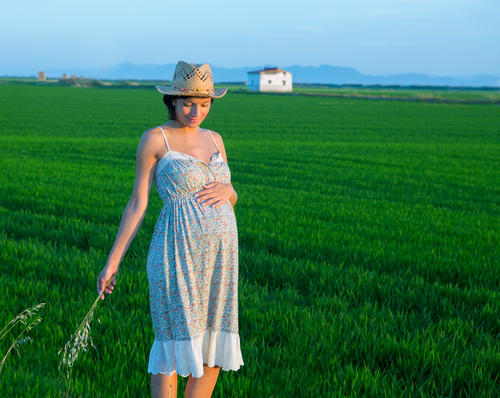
97, 129, 160, 299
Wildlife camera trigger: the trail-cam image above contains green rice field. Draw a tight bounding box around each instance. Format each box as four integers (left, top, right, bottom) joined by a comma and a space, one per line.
291, 86, 500, 103
1, 84, 500, 397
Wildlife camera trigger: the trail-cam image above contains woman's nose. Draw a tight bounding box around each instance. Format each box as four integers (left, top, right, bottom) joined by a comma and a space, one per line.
190, 106, 201, 117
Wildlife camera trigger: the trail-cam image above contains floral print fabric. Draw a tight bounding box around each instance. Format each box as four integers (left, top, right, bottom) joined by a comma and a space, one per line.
146, 128, 243, 377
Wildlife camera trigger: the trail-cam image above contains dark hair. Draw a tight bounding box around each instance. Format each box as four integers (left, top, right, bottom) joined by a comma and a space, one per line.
163, 95, 214, 121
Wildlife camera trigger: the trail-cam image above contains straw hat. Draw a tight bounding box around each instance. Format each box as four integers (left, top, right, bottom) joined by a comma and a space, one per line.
156, 61, 227, 98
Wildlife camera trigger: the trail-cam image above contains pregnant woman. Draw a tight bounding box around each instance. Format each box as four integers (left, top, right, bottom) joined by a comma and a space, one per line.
96, 61, 243, 398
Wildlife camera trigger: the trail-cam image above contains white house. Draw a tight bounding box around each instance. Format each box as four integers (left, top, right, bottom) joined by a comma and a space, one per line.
247, 67, 292, 92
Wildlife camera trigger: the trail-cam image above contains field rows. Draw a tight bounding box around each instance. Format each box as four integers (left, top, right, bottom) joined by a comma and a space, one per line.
1, 85, 500, 397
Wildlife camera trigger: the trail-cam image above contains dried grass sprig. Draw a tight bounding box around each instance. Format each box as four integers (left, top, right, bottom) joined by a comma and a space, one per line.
0, 303, 45, 341
58, 293, 101, 371
0, 303, 45, 375
58, 281, 112, 395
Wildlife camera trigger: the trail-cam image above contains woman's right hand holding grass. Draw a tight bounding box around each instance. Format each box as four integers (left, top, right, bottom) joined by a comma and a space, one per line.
97, 265, 118, 300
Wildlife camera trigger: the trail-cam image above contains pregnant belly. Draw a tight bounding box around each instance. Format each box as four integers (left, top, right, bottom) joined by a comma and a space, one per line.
173, 196, 236, 238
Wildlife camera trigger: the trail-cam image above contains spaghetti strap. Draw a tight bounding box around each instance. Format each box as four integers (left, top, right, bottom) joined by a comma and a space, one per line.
158, 126, 170, 151
207, 130, 220, 153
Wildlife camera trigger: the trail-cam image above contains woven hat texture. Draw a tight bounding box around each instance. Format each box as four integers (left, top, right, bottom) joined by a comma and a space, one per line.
156, 61, 227, 98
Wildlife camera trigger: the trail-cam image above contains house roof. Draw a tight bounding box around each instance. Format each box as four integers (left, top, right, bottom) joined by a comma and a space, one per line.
247, 67, 290, 74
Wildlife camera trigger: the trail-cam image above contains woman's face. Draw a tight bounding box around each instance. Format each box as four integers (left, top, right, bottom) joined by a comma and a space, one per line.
173, 97, 212, 128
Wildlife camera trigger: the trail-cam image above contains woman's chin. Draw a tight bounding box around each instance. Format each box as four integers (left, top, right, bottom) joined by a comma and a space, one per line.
179, 119, 202, 128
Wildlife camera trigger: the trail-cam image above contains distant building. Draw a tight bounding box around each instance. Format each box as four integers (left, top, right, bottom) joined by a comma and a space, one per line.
38, 71, 46, 81
70, 75, 78, 80
62, 74, 68, 80
247, 67, 292, 92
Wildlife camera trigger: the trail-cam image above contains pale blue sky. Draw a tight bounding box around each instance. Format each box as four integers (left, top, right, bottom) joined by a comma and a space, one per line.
1, 0, 498, 77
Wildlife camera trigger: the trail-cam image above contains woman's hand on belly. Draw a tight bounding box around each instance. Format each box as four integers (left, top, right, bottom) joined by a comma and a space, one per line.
195, 182, 237, 208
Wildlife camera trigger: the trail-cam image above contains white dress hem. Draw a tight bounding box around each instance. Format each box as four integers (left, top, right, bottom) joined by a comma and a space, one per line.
148, 327, 244, 378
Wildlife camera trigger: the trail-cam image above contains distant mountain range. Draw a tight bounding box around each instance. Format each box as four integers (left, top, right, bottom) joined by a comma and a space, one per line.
42, 62, 499, 87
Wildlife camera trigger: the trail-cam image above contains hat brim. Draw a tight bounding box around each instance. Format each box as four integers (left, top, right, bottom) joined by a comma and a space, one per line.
156, 85, 227, 99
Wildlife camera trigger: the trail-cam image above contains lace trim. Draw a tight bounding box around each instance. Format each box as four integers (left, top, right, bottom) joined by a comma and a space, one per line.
148, 327, 244, 378
156, 151, 224, 178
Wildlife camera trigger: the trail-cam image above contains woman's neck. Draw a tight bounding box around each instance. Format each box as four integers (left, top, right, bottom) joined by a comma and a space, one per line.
166, 120, 200, 135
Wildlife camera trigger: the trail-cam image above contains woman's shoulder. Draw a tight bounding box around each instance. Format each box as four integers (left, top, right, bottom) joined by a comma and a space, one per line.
206, 128, 221, 136
205, 129, 226, 154
141, 125, 168, 144
144, 125, 164, 136
206, 129, 223, 143
137, 126, 168, 157
208, 128, 224, 140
